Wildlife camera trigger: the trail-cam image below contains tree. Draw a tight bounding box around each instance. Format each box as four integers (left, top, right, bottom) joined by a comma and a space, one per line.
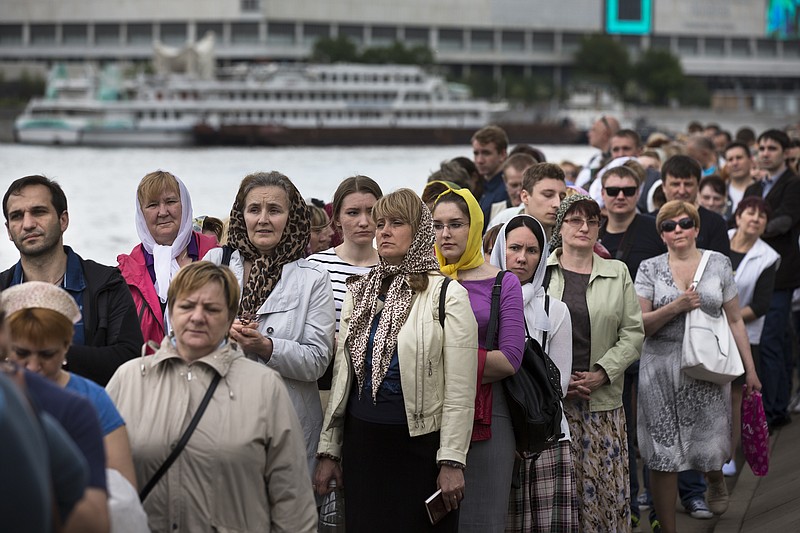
311, 36, 359, 63
634, 48, 685, 106
573, 34, 631, 97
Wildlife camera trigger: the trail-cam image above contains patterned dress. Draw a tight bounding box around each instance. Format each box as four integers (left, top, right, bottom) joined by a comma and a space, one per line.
635, 251, 738, 472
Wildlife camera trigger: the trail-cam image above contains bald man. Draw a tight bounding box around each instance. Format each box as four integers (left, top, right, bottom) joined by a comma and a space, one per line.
575, 115, 620, 188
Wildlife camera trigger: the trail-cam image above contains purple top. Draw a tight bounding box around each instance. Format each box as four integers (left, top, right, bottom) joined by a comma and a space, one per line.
460, 271, 525, 370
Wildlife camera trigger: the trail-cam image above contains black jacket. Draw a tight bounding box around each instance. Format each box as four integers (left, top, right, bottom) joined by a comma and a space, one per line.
0, 251, 143, 386
744, 169, 800, 290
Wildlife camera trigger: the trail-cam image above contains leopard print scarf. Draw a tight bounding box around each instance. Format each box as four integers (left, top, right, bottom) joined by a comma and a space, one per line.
227, 183, 310, 315
346, 200, 441, 402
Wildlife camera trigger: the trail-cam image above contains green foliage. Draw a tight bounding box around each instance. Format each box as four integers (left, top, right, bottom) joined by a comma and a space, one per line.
310, 36, 434, 66
0, 69, 46, 103
500, 73, 553, 103
634, 48, 685, 106
311, 36, 359, 63
573, 34, 631, 96
679, 77, 711, 107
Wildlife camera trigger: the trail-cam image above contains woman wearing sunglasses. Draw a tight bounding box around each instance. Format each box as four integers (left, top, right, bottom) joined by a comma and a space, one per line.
635, 200, 761, 533
545, 194, 643, 533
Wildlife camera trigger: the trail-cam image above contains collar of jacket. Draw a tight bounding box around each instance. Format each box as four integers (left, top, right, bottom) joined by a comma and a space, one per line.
546, 249, 621, 283
149, 336, 242, 377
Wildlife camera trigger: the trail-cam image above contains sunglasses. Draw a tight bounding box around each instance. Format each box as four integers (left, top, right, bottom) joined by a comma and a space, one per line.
660, 217, 695, 233
604, 186, 637, 197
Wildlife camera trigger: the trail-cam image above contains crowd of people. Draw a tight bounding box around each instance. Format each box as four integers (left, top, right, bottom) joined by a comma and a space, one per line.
0, 118, 798, 533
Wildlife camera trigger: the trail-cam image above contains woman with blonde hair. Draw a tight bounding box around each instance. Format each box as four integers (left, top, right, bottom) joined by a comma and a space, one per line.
636, 200, 761, 533
315, 188, 478, 532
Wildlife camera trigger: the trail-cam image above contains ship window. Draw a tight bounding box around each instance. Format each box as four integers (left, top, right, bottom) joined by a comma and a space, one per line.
0, 25, 23, 45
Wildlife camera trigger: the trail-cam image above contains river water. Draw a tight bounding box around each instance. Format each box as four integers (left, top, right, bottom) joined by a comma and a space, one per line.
0, 143, 596, 266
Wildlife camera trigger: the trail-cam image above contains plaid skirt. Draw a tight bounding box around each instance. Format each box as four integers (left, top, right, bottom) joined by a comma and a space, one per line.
564, 400, 631, 533
505, 440, 579, 533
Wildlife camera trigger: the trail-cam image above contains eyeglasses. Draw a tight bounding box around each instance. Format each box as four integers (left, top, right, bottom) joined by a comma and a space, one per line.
563, 217, 600, 229
660, 217, 695, 233
432, 222, 469, 232
604, 186, 638, 197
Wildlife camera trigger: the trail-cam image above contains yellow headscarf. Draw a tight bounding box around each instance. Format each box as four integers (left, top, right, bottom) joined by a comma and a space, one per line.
433, 187, 485, 279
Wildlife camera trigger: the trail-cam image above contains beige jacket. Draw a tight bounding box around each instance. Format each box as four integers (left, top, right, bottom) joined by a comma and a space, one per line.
106, 339, 317, 533
318, 274, 478, 465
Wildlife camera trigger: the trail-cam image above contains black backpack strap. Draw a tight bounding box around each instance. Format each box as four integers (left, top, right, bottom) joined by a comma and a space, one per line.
139, 372, 222, 502
438, 276, 452, 328
221, 245, 234, 267
542, 264, 554, 293
541, 295, 550, 352
484, 271, 505, 351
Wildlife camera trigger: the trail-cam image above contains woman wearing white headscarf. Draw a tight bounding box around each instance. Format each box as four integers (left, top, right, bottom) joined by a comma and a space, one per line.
117, 171, 218, 350
489, 214, 578, 532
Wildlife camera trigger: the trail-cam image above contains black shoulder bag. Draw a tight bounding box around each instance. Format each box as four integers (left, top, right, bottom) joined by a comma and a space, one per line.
139, 372, 222, 502
487, 272, 564, 458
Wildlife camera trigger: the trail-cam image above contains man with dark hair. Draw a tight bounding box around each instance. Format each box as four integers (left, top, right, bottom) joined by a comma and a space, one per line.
610, 129, 643, 159
500, 153, 536, 208
735, 126, 757, 152
471, 124, 509, 230
786, 137, 800, 174
713, 130, 732, 158
1, 175, 142, 386
724, 141, 756, 214
744, 129, 800, 430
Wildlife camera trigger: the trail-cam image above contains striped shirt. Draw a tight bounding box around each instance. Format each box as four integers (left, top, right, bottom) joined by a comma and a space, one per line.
307, 247, 375, 333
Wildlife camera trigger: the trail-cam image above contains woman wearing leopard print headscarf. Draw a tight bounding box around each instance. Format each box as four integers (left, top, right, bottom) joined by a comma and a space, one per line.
315, 188, 478, 532
203, 171, 336, 480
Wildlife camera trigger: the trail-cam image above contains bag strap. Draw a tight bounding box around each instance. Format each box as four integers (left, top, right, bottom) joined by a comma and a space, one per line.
221, 245, 234, 267
139, 372, 222, 502
690, 250, 712, 290
541, 295, 551, 352
438, 276, 452, 328
484, 271, 505, 351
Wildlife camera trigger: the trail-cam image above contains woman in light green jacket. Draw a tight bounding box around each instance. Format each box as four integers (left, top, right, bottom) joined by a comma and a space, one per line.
315, 188, 478, 533
545, 194, 644, 533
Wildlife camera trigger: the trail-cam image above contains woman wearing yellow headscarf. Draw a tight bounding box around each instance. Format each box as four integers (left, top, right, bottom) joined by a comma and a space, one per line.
432, 188, 525, 532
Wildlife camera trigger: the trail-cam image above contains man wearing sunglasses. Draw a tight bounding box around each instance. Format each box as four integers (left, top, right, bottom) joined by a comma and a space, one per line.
743, 129, 800, 431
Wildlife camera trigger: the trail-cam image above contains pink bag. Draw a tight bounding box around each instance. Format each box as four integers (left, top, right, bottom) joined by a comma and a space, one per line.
741, 389, 769, 476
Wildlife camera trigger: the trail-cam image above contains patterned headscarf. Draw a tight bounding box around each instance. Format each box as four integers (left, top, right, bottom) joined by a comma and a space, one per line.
433, 187, 485, 279
227, 176, 310, 315
346, 192, 441, 402
549, 194, 597, 250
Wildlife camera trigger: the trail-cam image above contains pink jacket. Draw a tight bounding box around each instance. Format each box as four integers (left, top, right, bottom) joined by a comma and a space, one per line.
117, 231, 218, 352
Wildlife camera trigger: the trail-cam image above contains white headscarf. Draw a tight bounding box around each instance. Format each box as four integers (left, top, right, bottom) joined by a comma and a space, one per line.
134, 176, 194, 303
489, 214, 551, 334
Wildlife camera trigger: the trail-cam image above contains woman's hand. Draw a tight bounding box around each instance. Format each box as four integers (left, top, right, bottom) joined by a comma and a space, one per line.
229, 321, 273, 361
313, 458, 343, 496
744, 369, 762, 396
572, 370, 609, 394
437, 465, 465, 512
675, 288, 701, 313
566, 373, 592, 401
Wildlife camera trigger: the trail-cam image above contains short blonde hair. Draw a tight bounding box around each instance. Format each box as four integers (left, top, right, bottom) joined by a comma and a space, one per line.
167, 262, 240, 321
372, 188, 424, 236
656, 200, 700, 233
137, 170, 180, 208
308, 205, 330, 231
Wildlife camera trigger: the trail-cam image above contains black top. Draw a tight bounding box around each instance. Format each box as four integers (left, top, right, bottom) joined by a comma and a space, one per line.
599, 213, 666, 282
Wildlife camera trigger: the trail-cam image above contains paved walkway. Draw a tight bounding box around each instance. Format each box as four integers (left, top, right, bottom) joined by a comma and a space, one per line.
636, 415, 800, 532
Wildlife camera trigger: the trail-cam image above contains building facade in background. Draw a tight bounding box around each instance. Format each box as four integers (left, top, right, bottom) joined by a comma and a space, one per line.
1, 0, 799, 111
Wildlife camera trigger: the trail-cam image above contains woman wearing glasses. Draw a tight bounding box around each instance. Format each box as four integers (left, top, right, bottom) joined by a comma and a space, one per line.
635, 200, 761, 533
431, 187, 525, 533
545, 194, 644, 533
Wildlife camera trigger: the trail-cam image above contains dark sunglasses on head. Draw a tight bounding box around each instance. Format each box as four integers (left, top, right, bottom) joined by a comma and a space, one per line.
604, 186, 637, 197
660, 217, 695, 233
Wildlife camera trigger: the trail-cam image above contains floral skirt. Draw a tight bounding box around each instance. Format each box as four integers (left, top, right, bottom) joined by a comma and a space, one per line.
505, 440, 579, 533
564, 400, 631, 533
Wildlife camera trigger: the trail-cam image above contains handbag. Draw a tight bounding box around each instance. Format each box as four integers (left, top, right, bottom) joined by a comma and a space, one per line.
486, 273, 564, 457
139, 372, 221, 502
680, 251, 744, 385
741, 389, 769, 476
